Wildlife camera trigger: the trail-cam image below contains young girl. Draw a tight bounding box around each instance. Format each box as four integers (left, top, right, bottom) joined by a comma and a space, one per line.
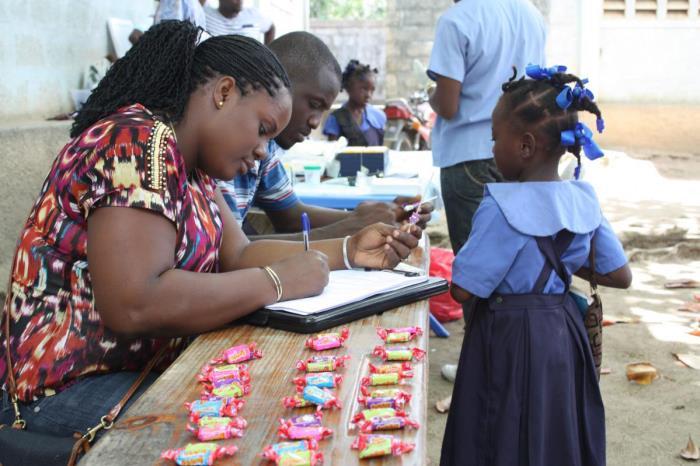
323, 59, 386, 146
440, 67, 632, 466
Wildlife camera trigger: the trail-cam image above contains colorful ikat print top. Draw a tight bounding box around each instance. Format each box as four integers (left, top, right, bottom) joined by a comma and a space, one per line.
0, 104, 223, 401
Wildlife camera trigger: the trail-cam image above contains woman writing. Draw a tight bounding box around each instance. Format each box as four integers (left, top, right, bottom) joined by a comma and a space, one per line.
0, 21, 420, 441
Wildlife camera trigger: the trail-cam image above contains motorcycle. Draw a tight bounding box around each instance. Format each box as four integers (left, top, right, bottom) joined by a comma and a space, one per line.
384, 60, 436, 151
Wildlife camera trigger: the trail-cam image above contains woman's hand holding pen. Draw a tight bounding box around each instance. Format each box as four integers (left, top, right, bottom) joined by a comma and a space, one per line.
267, 250, 330, 302
348, 222, 422, 270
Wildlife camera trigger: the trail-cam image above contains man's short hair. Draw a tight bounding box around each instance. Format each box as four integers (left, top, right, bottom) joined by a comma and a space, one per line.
269, 31, 342, 84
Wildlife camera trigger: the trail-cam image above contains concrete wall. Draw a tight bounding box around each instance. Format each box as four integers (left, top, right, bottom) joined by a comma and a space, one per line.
0, 0, 156, 121
310, 19, 387, 100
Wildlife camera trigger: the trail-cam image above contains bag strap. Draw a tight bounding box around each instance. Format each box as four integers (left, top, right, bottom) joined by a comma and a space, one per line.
588, 234, 599, 295
333, 107, 369, 146
534, 230, 576, 294
3, 246, 24, 430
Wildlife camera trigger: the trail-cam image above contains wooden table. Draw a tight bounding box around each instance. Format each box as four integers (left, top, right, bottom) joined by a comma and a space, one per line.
83, 241, 431, 466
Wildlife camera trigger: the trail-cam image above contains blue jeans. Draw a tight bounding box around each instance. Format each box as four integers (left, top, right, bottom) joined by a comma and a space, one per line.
1, 371, 158, 438
440, 158, 502, 320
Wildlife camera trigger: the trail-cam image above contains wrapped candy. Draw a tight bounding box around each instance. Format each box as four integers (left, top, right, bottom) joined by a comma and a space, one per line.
187, 416, 246, 441
305, 327, 349, 351
361, 372, 412, 387
198, 363, 250, 387
293, 372, 343, 389
368, 362, 413, 376
296, 355, 350, 373
351, 434, 415, 459
360, 386, 411, 400
298, 386, 341, 410
357, 389, 411, 410
376, 326, 423, 343
161, 442, 237, 465
278, 423, 333, 441
372, 345, 426, 362
280, 412, 324, 428
185, 397, 245, 421
201, 380, 251, 399
209, 342, 262, 365
358, 416, 420, 433
262, 440, 323, 465
282, 394, 315, 409
352, 407, 405, 423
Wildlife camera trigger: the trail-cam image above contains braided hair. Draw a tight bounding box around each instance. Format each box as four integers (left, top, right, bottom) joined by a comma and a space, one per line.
71, 21, 291, 138
500, 67, 603, 167
341, 59, 378, 92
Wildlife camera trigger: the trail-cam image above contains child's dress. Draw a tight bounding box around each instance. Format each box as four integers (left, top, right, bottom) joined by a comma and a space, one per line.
440, 181, 628, 466
323, 104, 386, 146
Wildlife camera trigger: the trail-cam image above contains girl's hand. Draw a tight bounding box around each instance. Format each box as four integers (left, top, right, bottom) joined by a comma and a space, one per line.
269, 250, 330, 301
348, 223, 422, 270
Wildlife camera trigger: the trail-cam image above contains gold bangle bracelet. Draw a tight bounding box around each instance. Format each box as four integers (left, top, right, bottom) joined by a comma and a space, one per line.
262, 266, 283, 302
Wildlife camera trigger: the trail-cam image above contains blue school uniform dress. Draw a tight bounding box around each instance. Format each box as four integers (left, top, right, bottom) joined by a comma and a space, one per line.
441, 181, 627, 466
323, 104, 386, 146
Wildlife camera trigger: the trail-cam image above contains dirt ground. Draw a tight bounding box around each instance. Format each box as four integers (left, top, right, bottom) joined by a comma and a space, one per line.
426, 104, 700, 466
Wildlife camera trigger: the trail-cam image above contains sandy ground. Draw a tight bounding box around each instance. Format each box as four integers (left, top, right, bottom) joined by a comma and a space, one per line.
425, 104, 700, 466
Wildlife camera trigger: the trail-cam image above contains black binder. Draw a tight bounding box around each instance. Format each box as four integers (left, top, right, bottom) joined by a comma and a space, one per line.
241, 276, 449, 334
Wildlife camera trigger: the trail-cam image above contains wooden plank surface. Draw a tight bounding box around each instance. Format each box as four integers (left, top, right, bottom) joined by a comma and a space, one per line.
83, 242, 431, 466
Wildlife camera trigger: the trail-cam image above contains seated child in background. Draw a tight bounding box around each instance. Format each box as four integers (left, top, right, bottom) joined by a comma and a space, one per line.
440, 66, 632, 466
323, 59, 386, 146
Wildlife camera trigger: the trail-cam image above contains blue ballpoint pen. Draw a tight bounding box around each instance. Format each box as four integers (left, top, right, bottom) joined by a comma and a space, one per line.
301, 212, 310, 251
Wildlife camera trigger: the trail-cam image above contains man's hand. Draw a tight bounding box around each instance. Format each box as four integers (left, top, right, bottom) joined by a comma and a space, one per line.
392, 195, 434, 229
348, 223, 422, 270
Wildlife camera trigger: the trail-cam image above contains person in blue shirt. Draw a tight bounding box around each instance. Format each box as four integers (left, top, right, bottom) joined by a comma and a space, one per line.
323, 59, 387, 146
440, 68, 632, 466
219, 33, 433, 240
428, 0, 547, 395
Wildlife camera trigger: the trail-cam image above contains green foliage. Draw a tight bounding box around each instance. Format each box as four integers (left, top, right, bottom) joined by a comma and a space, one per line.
310, 0, 386, 20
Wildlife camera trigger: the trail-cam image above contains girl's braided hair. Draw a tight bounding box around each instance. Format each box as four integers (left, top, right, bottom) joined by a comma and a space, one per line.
71, 20, 291, 138
341, 59, 378, 91
500, 67, 603, 166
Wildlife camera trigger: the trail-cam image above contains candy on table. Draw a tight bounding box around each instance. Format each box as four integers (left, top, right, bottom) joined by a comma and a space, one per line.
161, 442, 238, 465
261, 440, 322, 465
357, 393, 411, 410
209, 342, 262, 365
282, 394, 316, 409
351, 434, 415, 459
201, 380, 251, 399
352, 407, 406, 423
279, 412, 324, 428
198, 363, 250, 386
360, 386, 412, 400
376, 326, 423, 343
304, 327, 350, 351
278, 423, 333, 441
368, 362, 414, 377
358, 416, 420, 433
372, 345, 426, 362
185, 397, 245, 421
187, 416, 246, 441
296, 354, 350, 373
298, 386, 341, 410
292, 372, 343, 389
360, 372, 412, 387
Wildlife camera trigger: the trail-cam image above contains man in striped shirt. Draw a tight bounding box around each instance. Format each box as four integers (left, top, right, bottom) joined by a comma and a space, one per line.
219, 32, 434, 240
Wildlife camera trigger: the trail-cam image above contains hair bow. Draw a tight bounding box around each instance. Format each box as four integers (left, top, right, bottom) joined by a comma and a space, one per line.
561, 122, 604, 179
525, 64, 567, 81
555, 79, 593, 109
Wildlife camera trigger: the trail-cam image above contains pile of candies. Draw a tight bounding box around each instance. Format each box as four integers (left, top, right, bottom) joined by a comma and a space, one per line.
161, 343, 263, 465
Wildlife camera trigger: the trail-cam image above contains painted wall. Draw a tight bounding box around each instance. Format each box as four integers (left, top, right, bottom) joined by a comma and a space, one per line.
0, 0, 156, 121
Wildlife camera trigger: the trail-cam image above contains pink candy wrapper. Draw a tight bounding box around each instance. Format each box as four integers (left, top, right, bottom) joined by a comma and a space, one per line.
161, 442, 237, 465
372, 345, 426, 362
376, 326, 423, 343
279, 412, 324, 428
351, 434, 415, 459
360, 372, 412, 387
201, 380, 251, 399
357, 389, 412, 410
185, 397, 245, 422
278, 423, 333, 441
352, 407, 406, 423
282, 394, 315, 409
304, 327, 349, 351
296, 355, 350, 373
368, 362, 413, 377
293, 372, 343, 389
261, 440, 322, 465
197, 363, 250, 387
358, 416, 420, 433
187, 416, 246, 441
209, 343, 262, 365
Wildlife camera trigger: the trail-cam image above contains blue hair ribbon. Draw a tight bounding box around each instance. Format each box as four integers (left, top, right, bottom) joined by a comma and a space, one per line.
561, 122, 604, 161
525, 64, 567, 80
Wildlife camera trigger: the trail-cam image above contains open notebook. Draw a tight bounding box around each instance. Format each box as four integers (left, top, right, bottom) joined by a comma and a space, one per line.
266, 270, 429, 316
